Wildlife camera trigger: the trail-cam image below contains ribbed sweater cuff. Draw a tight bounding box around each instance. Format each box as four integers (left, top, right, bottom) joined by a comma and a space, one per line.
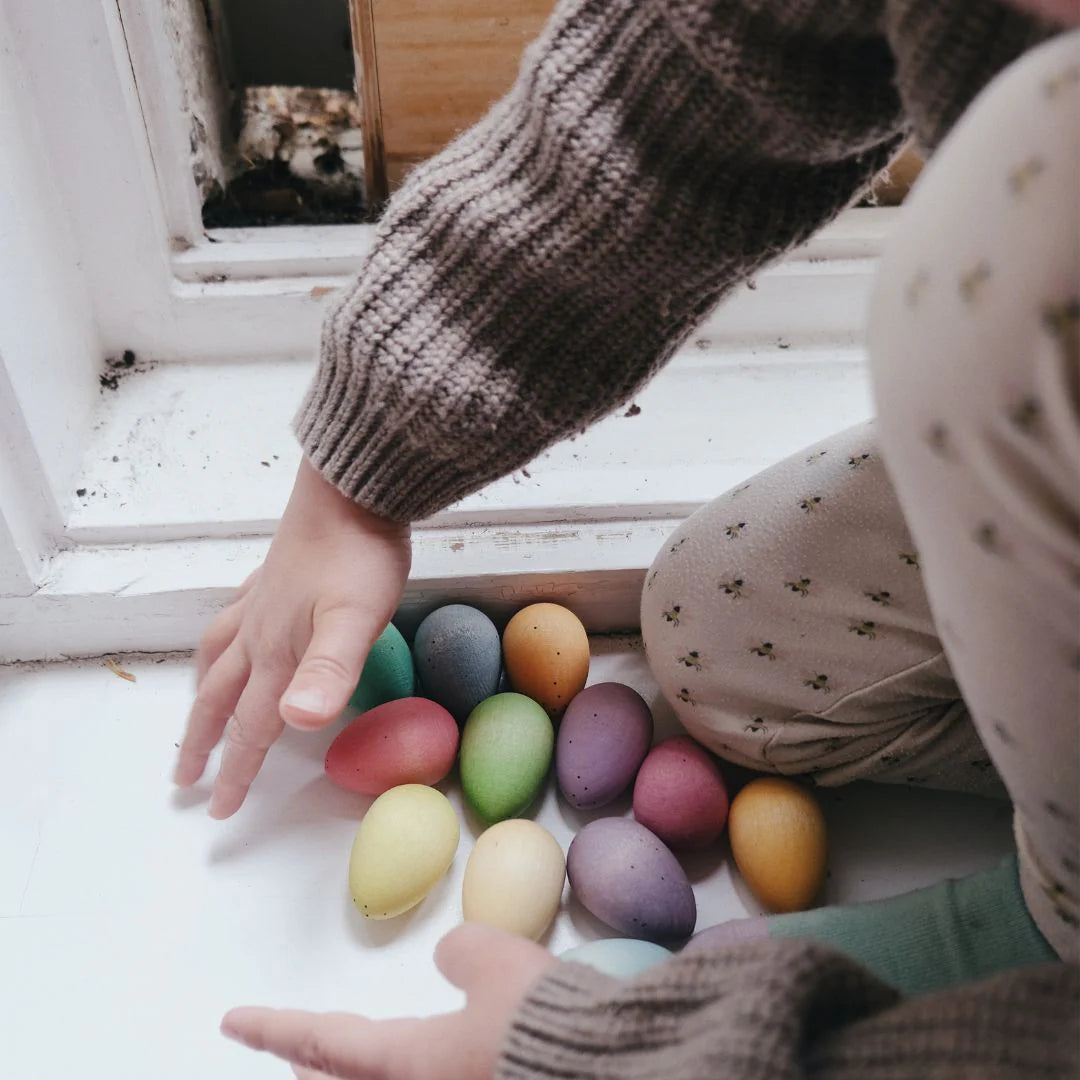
496, 940, 897, 1080
496, 939, 1077, 1080
295, 370, 486, 523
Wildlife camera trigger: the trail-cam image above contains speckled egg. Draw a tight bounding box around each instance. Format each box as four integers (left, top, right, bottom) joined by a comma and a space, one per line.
502, 603, 589, 720
325, 698, 459, 796
413, 605, 502, 723
557, 683, 653, 809
559, 938, 671, 978
728, 777, 827, 913
348, 784, 459, 919
632, 736, 729, 849
349, 622, 416, 713
460, 693, 554, 824
462, 819, 565, 940
567, 818, 696, 943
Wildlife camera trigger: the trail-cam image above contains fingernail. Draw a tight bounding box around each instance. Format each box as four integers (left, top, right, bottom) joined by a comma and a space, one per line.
282, 687, 328, 716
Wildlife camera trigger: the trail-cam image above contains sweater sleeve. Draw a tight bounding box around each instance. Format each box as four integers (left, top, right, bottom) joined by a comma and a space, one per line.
496, 938, 1078, 1080
295, 0, 907, 521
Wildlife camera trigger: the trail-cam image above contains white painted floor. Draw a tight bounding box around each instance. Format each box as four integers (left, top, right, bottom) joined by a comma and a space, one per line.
1, 641, 1014, 1079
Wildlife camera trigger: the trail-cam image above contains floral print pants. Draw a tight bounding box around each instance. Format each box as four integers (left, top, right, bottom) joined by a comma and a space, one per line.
642, 31, 1079, 961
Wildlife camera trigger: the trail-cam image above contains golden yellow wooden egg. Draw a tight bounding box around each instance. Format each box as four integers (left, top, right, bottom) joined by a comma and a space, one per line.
728, 777, 827, 913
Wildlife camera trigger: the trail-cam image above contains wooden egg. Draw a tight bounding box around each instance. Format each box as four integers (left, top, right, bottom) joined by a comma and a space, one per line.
349, 622, 416, 713
728, 777, 827, 913
462, 819, 565, 940
348, 785, 459, 919
502, 603, 589, 720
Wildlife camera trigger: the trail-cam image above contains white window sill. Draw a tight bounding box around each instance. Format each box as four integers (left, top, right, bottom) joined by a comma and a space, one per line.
2, 325, 872, 662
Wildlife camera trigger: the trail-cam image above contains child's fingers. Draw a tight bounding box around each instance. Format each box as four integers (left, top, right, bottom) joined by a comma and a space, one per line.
280, 607, 379, 731
194, 598, 247, 685
208, 663, 290, 819
222, 1007, 429, 1079
174, 642, 251, 787
434, 923, 554, 996
232, 566, 261, 601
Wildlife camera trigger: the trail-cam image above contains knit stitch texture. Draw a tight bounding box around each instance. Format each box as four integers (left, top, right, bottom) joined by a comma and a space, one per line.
296, 0, 1048, 522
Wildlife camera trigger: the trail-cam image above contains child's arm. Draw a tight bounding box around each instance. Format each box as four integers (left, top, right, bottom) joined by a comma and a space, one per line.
177, 0, 1046, 816
298, 0, 910, 524
220, 923, 1077, 1079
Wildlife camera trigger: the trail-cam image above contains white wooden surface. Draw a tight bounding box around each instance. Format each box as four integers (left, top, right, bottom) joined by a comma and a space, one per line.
0, 336, 875, 660
0, 4, 101, 566
65, 344, 871, 542
0, 524, 667, 660
0, 643, 1015, 1080
0, 0, 897, 660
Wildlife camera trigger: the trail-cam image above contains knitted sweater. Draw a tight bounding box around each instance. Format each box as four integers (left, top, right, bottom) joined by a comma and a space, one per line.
296, 0, 1049, 523
499, 939, 1078, 1079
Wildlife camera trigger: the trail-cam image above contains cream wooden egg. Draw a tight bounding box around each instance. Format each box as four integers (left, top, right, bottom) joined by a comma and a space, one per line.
462, 819, 566, 940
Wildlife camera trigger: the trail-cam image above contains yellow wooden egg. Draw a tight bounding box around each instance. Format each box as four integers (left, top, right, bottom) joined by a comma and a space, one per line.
728, 777, 826, 913
462, 819, 566, 940
349, 784, 459, 919
503, 603, 589, 719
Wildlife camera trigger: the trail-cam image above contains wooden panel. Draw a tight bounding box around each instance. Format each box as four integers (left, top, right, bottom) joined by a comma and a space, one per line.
369, 0, 554, 185
868, 143, 924, 206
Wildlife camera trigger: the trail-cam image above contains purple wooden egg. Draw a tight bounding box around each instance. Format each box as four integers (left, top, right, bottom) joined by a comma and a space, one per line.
557, 683, 653, 809
567, 818, 696, 943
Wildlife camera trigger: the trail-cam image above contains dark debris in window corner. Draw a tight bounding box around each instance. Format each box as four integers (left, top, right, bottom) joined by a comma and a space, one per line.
100, 349, 150, 391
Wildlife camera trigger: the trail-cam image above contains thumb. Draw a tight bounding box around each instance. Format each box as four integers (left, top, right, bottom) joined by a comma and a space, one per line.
434, 923, 555, 997
281, 608, 377, 730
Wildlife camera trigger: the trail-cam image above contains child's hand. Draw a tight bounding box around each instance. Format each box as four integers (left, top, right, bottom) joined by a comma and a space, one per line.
174, 459, 411, 818
221, 923, 557, 1079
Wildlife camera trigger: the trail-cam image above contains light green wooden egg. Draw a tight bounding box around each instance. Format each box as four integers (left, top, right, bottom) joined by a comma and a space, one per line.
460, 693, 554, 824
349, 622, 416, 713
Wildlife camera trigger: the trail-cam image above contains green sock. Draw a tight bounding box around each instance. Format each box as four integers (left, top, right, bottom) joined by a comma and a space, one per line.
767, 855, 1057, 997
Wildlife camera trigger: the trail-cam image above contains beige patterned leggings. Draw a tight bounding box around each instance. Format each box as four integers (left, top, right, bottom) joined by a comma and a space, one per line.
641, 31, 1079, 962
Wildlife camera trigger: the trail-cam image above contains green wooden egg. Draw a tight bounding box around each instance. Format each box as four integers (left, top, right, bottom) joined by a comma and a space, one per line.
460, 693, 554, 824
349, 623, 417, 713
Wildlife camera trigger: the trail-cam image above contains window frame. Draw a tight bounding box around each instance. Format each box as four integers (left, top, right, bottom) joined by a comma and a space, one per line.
0, 0, 896, 660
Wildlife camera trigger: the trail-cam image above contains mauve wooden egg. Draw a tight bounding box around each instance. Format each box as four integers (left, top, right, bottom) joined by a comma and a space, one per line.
567, 818, 696, 943
557, 682, 653, 809
325, 698, 459, 796
728, 777, 827, 913
503, 603, 589, 720
413, 605, 502, 723
632, 736, 729, 849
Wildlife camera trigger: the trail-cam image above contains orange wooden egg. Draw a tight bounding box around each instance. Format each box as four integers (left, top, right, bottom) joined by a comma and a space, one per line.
728, 777, 827, 913
502, 603, 589, 719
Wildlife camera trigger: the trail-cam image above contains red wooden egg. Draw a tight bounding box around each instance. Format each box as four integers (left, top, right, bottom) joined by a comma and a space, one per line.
325, 697, 459, 796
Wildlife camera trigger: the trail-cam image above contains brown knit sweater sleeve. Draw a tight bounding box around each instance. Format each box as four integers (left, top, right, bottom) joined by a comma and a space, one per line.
296, 0, 1048, 522
497, 939, 1079, 1080
296, 0, 907, 521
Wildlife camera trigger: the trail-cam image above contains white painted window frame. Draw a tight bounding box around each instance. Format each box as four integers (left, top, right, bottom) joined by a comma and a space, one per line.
0, 0, 895, 661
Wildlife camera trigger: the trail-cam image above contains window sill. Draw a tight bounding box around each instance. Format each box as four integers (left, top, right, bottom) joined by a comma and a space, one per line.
2, 327, 872, 662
